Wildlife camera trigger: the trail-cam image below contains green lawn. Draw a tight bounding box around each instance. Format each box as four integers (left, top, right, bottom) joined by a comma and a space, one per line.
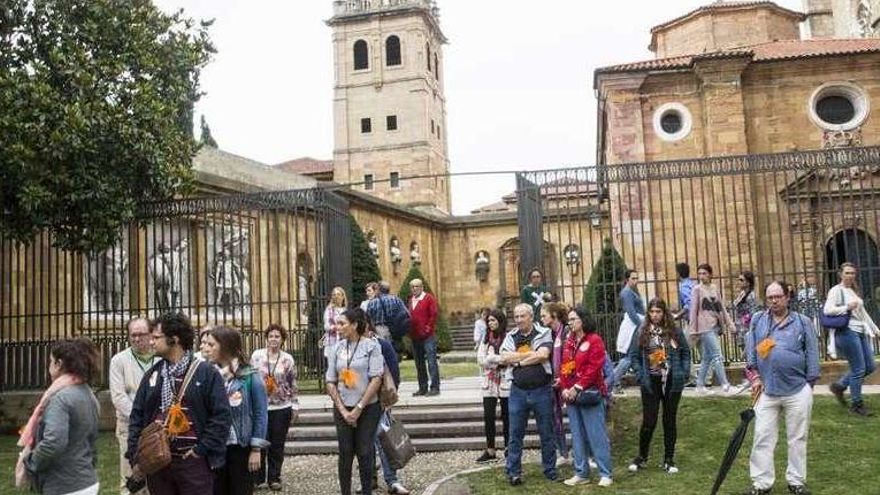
463, 396, 878, 495
399, 359, 479, 382
1, 433, 120, 494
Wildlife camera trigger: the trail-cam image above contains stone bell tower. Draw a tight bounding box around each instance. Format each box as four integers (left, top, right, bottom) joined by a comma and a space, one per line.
328, 0, 451, 214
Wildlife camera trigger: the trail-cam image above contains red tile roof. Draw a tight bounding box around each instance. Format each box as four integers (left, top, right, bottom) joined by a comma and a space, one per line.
597, 39, 880, 76
650, 1, 804, 34
275, 157, 334, 175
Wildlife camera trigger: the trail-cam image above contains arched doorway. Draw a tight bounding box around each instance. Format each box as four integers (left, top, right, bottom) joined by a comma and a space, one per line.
825, 228, 880, 319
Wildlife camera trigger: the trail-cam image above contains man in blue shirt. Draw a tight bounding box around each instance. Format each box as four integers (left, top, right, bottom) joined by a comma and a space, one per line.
612, 270, 645, 394
674, 263, 697, 322
742, 281, 819, 495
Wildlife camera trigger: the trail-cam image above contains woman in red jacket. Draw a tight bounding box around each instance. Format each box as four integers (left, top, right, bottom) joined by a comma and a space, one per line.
559, 305, 613, 487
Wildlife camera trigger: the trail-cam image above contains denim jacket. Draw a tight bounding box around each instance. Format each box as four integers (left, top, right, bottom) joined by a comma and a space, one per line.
225, 366, 270, 449
628, 326, 691, 395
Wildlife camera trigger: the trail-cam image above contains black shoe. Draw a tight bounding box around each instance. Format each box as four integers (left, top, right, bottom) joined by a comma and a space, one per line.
412, 389, 427, 397
742, 487, 772, 495
850, 402, 873, 417
662, 459, 679, 474
829, 382, 848, 407
788, 485, 811, 495
684, 381, 697, 388
426, 389, 440, 396
508, 476, 523, 486
476, 451, 497, 463
545, 473, 559, 482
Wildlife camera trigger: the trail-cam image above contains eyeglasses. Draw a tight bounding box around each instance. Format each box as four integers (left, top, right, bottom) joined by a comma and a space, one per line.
130, 333, 150, 339
766, 295, 785, 301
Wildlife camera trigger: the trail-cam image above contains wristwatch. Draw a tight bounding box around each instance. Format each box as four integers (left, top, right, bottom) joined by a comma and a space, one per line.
356, 402, 364, 410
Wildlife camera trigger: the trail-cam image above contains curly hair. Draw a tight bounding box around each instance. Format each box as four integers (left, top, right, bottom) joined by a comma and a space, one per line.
153, 312, 195, 351
51, 338, 99, 383
264, 323, 287, 342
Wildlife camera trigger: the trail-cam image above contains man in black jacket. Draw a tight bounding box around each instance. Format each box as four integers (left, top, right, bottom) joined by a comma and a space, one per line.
127, 313, 231, 494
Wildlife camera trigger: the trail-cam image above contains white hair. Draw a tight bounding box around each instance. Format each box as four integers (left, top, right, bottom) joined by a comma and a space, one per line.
513, 303, 534, 317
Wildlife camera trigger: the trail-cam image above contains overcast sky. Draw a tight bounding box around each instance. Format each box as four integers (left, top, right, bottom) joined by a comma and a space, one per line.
153, 0, 803, 215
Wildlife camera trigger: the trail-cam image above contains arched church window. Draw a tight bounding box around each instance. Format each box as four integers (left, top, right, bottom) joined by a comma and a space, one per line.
354, 39, 369, 70
426, 43, 431, 72
434, 53, 440, 79
386, 35, 402, 66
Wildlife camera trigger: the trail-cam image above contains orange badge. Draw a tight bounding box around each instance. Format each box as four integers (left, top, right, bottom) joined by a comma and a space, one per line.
649, 349, 667, 368
561, 360, 576, 376
166, 403, 191, 436
516, 344, 531, 354
264, 375, 278, 396
756, 338, 776, 360
340, 368, 359, 389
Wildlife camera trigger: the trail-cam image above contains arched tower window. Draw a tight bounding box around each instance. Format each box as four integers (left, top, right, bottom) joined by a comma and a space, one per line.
426, 43, 432, 72
386, 35, 401, 66
354, 39, 369, 70
434, 53, 440, 79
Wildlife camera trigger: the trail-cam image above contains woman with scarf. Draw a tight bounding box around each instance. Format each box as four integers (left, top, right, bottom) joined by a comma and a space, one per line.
251, 324, 299, 491
326, 308, 385, 495
626, 298, 691, 475
541, 301, 571, 466
560, 306, 613, 487
323, 286, 349, 360
204, 326, 270, 495
17, 338, 100, 495
475, 309, 511, 463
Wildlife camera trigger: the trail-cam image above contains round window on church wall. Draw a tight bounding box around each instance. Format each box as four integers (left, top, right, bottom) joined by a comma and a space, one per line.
809, 83, 869, 132
652, 102, 692, 142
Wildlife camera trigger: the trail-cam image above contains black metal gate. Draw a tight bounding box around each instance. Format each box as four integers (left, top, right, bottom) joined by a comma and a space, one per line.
516, 174, 545, 291
517, 146, 880, 362
0, 187, 351, 391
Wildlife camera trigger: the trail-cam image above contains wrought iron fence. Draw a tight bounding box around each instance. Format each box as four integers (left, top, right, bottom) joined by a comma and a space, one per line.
0, 187, 351, 391
517, 145, 880, 363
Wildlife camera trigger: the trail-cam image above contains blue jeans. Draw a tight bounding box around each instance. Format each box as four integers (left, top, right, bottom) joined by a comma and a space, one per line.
568, 400, 613, 478
374, 410, 399, 486
412, 336, 440, 392
506, 384, 557, 479
835, 327, 877, 405
697, 330, 729, 388
612, 355, 632, 388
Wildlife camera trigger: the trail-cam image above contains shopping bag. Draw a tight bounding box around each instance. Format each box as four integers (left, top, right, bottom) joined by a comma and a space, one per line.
378, 412, 415, 470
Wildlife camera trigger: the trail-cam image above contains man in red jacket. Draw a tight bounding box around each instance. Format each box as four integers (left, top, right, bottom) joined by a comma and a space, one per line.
408, 279, 440, 396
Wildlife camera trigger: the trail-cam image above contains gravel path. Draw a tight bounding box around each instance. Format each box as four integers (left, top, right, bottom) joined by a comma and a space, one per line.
275, 450, 540, 494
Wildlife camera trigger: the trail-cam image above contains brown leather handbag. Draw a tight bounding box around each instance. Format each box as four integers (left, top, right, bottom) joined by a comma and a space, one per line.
136, 361, 199, 476
379, 367, 399, 409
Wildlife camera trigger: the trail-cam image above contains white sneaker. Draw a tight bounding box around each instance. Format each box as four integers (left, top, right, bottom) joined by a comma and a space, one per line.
598, 477, 613, 487
556, 456, 570, 467
388, 483, 410, 495
696, 386, 714, 396
722, 383, 731, 394
588, 458, 598, 470
563, 475, 590, 486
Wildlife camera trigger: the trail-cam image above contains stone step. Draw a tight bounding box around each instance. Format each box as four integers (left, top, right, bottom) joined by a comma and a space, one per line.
286, 433, 563, 455
290, 419, 566, 441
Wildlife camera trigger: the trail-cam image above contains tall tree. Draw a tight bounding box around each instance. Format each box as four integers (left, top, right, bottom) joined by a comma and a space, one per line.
349, 215, 380, 306
582, 238, 629, 342
200, 115, 218, 148
0, 0, 214, 252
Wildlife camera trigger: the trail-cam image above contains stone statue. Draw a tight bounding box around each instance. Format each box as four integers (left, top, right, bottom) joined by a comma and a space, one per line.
564, 244, 581, 275
390, 238, 402, 264
367, 231, 379, 259
475, 250, 490, 281
410, 241, 422, 266
149, 238, 189, 312
88, 245, 128, 313
211, 232, 250, 315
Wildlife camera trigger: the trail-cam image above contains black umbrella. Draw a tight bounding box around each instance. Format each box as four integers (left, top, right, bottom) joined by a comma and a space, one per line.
710, 388, 762, 495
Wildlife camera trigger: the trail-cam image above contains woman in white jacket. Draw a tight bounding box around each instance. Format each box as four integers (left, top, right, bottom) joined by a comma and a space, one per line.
475, 309, 510, 463
825, 262, 878, 417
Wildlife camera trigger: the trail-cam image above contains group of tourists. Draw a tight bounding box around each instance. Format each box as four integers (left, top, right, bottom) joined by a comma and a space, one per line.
472, 263, 876, 494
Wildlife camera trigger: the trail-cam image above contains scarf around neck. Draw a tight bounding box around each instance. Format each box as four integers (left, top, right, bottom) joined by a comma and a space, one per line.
160, 352, 193, 412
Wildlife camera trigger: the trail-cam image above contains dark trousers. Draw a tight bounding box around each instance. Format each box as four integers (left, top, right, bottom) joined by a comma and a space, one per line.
147, 455, 214, 495
412, 335, 440, 392
482, 396, 509, 450
214, 445, 254, 495
334, 402, 382, 495
639, 375, 682, 462
256, 407, 292, 484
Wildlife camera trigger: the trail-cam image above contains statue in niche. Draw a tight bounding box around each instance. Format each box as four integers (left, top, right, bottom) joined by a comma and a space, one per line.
475, 250, 490, 282
410, 241, 422, 266
564, 244, 581, 276
87, 244, 128, 313
149, 238, 189, 312
367, 230, 379, 259
390, 237, 402, 274
211, 231, 250, 315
